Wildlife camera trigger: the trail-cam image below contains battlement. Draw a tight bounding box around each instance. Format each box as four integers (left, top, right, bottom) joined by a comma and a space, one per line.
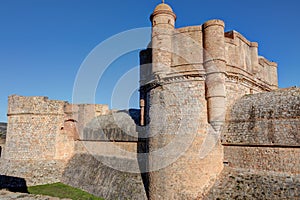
7, 95, 110, 118
141, 19, 278, 92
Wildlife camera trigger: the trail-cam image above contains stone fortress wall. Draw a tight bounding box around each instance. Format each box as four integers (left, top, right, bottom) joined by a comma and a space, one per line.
208, 87, 300, 199
0, 95, 147, 199
0, 2, 299, 200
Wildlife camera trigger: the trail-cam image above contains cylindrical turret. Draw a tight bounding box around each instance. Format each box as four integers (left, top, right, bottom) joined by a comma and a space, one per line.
150, 3, 176, 76
250, 42, 259, 74
203, 19, 227, 131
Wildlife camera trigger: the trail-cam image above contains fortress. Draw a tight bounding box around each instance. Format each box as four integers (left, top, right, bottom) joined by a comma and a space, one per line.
0, 3, 299, 200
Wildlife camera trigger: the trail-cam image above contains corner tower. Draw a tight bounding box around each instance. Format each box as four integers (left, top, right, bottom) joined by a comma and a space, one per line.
150, 3, 176, 76
140, 2, 224, 199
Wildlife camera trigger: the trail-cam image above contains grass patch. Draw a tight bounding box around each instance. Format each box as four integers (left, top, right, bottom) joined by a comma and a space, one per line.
28, 182, 104, 200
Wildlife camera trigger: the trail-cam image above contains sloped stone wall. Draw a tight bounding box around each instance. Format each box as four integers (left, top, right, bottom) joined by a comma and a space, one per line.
61, 110, 147, 200
62, 153, 147, 200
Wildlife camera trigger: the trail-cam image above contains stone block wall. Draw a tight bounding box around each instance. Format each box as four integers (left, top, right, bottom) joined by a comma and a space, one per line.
0, 95, 112, 186
0, 96, 71, 185
5, 95, 67, 160
172, 25, 204, 75
145, 80, 224, 199
0, 160, 66, 186
64, 104, 110, 139
82, 110, 139, 142
224, 30, 278, 89
62, 153, 147, 200
207, 167, 299, 199
207, 87, 300, 199
223, 87, 299, 146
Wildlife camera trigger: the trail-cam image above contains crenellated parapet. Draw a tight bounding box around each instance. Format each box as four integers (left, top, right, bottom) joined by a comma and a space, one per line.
224, 30, 278, 91
141, 17, 278, 93
7, 95, 66, 116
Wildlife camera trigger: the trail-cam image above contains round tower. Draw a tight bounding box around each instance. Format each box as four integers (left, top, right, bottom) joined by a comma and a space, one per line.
142, 3, 224, 200
150, 3, 176, 76
203, 20, 227, 131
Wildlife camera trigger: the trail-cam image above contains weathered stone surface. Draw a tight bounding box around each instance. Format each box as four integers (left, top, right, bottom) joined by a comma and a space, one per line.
0, 122, 6, 157
208, 88, 300, 200
0, 160, 66, 186
83, 109, 141, 141
145, 80, 223, 199
206, 167, 300, 199
224, 146, 300, 173
223, 88, 300, 146
62, 153, 147, 200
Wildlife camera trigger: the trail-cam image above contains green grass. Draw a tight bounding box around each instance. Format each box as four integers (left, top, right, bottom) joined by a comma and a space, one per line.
28, 182, 104, 200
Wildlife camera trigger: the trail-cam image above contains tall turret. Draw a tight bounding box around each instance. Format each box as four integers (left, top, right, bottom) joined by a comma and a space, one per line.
141, 3, 224, 199
150, 3, 176, 76
203, 20, 227, 131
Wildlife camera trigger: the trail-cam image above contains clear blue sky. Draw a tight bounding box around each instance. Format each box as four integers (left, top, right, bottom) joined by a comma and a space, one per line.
0, 0, 299, 122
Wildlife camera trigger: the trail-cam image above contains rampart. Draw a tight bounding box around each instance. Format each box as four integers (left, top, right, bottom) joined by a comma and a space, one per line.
0, 95, 148, 199
207, 87, 300, 199
0, 95, 110, 185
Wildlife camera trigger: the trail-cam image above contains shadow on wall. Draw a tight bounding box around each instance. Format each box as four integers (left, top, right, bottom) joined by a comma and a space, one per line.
0, 175, 28, 193
61, 153, 147, 200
